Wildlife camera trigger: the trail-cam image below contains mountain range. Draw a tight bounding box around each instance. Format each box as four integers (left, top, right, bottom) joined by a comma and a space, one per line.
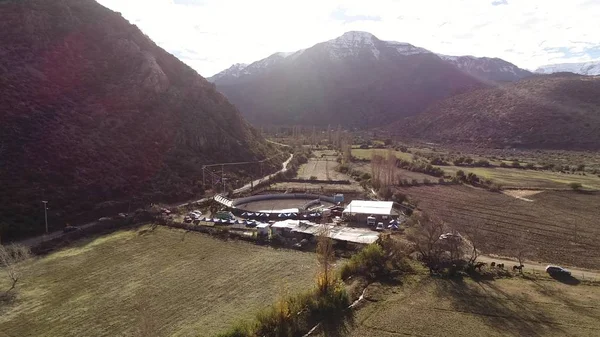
209, 32, 535, 128
535, 61, 600, 76
392, 74, 600, 150
0, 0, 279, 239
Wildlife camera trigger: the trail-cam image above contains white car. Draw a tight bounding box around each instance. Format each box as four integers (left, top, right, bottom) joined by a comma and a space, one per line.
545, 265, 571, 276
375, 222, 385, 231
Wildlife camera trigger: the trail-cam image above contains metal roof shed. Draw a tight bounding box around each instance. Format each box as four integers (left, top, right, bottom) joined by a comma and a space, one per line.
343, 200, 394, 216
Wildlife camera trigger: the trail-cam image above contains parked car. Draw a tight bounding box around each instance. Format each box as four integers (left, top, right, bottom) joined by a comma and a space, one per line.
215, 211, 234, 220
63, 226, 80, 233
375, 222, 385, 231
545, 265, 571, 276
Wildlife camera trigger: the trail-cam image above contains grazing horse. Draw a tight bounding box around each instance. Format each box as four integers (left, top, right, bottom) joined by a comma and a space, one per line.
474, 262, 487, 271
497, 263, 504, 269
490, 262, 496, 267
513, 265, 524, 272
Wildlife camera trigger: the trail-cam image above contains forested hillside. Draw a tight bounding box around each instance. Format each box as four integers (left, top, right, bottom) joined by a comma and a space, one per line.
0, 0, 279, 239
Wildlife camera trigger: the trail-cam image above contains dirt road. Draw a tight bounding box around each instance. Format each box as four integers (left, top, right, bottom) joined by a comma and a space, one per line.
478, 255, 600, 281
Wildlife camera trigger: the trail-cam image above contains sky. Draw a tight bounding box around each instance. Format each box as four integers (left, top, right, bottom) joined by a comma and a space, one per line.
98, 0, 600, 77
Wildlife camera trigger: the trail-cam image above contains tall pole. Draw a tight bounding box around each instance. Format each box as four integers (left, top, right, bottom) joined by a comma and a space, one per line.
221, 165, 225, 192
202, 166, 205, 187
42, 200, 48, 234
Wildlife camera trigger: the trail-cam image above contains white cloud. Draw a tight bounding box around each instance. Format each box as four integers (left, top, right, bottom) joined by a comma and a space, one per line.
98, 0, 600, 75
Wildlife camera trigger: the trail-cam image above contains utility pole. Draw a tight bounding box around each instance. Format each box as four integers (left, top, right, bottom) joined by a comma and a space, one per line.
202, 166, 205, 187
42, 200, 48, 234
221, 165, 225, 192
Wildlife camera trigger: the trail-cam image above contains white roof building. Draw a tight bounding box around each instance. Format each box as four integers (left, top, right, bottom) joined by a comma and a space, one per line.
342, 200, 394, 216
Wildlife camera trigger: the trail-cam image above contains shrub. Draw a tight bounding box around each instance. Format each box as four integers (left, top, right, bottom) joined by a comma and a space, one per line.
438, 178, 445, 184
455, 170, 465, 179
511, 160, 521, 168
392, 192, 407, 203
474, 159, 490, 167
361, 172, 371, 180
429, 157, 449, 166
453, 157, 465, 166
340, 243, 386, 280
500, 162, 509, 168
423, 178, 431, 185
378, 186, 393, 200
337, 164, 349, 173
525, 163, 535, 169
569, 182, 582, 191
411, 179, 419, 186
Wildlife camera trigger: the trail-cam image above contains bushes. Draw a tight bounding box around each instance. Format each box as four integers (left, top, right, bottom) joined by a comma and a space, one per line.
340, 238, 412, 281
340, 244, 386, 280
377, 186, 393, 200
474, 159, 490, 167
337, 164, 349, 174
569, 182, 583, 191
219, 283, 351, 337
392, 192, 407, 203
396, 160, 445, 177
429, 157, 449, 166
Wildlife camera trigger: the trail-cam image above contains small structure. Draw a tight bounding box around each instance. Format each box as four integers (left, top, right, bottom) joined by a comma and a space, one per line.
333, 194, 344, 203
256, 223, 270, 237
343, 200, 394, 224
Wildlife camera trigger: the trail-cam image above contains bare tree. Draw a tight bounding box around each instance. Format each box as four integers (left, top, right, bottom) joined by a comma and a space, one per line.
0, 244, 31, 293
406, 214, 445, 273
462, 224, 484, 266
514, 231, 531, 273
316, 225, 336, 294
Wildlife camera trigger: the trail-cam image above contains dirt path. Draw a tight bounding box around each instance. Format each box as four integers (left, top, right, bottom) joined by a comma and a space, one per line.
478, 255, 600, 280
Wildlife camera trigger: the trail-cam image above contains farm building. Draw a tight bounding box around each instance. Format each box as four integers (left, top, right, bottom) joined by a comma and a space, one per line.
270, 219, 380, 245
343, 200, 394, 224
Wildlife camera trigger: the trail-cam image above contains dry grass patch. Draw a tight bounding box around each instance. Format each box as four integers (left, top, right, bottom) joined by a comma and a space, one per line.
347, 276, 600, 337
0, 227, 319, 337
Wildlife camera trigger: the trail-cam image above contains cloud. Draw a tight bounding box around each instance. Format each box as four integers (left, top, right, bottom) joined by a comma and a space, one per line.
97, 0, 600, 75
492, 0, 508, 6
330, 7, 382, 23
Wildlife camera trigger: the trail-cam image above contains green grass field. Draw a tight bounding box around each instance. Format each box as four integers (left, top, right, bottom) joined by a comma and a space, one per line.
345, 275, 600, 337
438, 166, 600, 189
351, 148, 414, 161
0, 227, 319, 337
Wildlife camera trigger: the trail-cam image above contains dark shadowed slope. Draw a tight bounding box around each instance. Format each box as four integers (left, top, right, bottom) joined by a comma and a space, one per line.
392, 74, 600, 149
210, 31, 486, 128
0, 0, 279, 239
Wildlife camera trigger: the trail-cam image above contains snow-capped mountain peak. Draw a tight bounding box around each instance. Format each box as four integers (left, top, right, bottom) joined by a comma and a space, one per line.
438, 54, 532, 82
323, 31, 430, 60
208, 31, 530, 83
535, 61, 600, 76
325, 31, 380, 59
